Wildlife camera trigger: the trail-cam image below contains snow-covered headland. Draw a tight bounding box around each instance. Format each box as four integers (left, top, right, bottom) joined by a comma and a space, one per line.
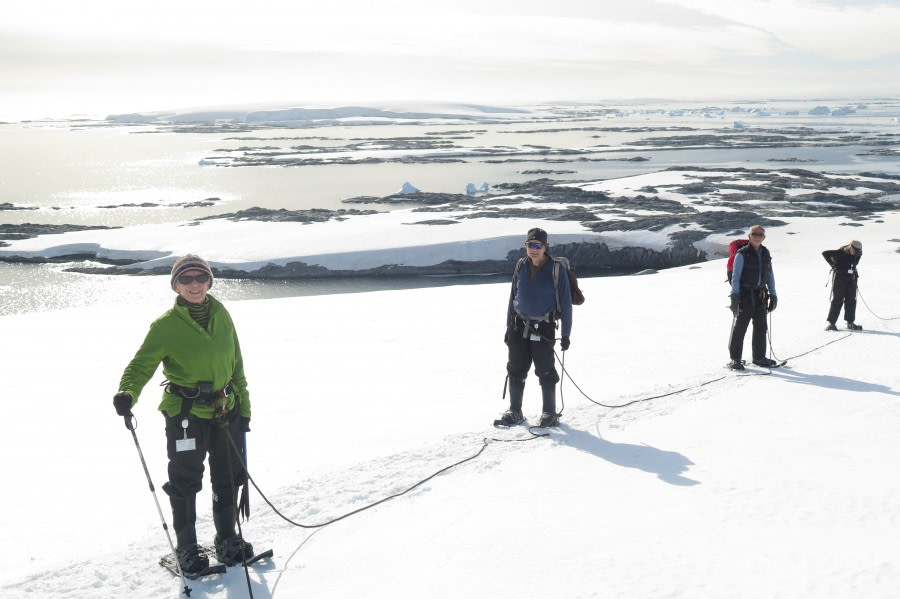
1, 167, 898, 280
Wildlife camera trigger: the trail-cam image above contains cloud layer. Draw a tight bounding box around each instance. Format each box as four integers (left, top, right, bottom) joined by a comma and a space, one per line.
2, 0, 898, 119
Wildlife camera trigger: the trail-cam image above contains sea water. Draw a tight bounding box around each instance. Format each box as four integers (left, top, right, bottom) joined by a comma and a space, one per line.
2, 110, 898, 315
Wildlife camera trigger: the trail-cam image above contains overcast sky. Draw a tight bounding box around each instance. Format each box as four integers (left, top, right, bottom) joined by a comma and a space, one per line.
2, 0, 898, 119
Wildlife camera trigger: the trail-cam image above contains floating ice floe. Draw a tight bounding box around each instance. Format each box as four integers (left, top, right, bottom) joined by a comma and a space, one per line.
398, 182, 420, 194
465, 182, 490, 195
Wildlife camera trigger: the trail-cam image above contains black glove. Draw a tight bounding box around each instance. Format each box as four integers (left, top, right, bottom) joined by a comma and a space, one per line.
729, 294, 739, 317
113, 392, 133, 417
240, 417, 251, 433
560, 336, 570, 351
767, 295, 778, 313
504, 328, 510, 345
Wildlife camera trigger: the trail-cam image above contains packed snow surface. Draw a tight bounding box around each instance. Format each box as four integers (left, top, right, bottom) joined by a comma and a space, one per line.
2, 211, 899, 598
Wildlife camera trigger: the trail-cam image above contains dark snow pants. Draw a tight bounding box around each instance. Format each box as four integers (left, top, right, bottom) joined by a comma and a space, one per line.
506, 318, 560, 387
827, 275, 858, 324
162, 410, 246, 545
728, 289, 768, 362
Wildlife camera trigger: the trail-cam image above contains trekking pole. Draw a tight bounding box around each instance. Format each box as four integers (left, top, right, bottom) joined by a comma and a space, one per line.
558, 349, 566, 417
225, 427, 255, 599
121, 414, 192, 597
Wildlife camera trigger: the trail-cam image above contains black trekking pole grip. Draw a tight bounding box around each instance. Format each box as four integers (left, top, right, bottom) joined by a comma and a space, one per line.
123, 413, 135, 431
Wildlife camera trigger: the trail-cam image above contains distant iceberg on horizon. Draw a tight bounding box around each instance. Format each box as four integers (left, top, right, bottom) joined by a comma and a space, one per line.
466, 182, 490, 195
399, 182, 420, 194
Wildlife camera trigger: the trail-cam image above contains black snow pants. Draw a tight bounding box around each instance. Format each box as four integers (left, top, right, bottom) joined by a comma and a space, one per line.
506, 318, 560, 387
728, 288, 768, 362
827, 275, 858, 324
162, 409, 246, 547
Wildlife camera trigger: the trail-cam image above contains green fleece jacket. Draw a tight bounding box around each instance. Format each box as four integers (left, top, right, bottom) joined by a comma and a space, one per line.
118, 294, 251, 419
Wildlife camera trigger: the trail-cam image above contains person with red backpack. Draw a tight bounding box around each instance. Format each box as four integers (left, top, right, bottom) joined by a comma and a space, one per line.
727, 225, 778, 370
497, 228, 573, 428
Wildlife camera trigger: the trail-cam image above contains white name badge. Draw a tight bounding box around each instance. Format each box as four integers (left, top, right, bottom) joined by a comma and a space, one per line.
176, 438, 197, 452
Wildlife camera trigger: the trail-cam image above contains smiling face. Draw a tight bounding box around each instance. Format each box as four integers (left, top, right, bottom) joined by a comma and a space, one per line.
748, 226, 766, 249
525, 240, 548, 266
174, 269, 211, 304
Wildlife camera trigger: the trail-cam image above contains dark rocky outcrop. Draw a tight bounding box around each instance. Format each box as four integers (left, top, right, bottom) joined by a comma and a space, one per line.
0, 223, 118, 241
547, 240, 706, 272
197, 206, 379, 223
0, 202, 38, 212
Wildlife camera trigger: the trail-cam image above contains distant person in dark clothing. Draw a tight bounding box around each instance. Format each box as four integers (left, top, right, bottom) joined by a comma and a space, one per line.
728, 225, 778, 370
823, 240, 863, 331
497, 227, 572, 428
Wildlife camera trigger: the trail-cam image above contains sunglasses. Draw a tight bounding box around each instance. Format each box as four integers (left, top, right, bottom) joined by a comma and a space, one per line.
750, 233, 765, 238
526, 242, 544, 250
177, 273, 210, 285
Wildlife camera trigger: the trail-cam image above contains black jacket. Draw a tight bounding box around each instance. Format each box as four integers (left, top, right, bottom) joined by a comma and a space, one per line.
736, 244, 772, 291
822, 247, 861, 279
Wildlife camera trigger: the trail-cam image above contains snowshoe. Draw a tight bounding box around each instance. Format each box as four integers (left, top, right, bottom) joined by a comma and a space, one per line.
537, 412, 559, 427
752, 357, 779, 367
824, 323, 838, 331
177, 543, 210, 576
846, 322, 862, 331
493, 409, 524, 427
214, 534, 254, 567
728, 359, 745, 371
161, 547, 225, 580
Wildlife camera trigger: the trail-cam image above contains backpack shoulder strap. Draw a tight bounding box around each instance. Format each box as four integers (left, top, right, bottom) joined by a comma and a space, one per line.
512, 257, 527, 296
551, 257, 565, 316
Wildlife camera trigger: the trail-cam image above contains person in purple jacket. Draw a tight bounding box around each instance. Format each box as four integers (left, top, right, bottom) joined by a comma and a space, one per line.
497, 228, 572, 428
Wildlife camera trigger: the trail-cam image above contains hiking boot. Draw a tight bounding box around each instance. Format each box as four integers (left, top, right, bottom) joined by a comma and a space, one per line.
824, 323, 837, 331
752, 357, 778, 367
728, 359, 745, 371
177, 543, 209, 575
846, 322, 862, 331
540, 384, 557, 421
496, 409, 524, 427
214, 534, 254, 566
537, 412, 559, 427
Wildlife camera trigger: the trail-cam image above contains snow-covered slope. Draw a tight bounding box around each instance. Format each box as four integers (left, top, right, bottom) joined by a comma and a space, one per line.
1, 213, 899, 598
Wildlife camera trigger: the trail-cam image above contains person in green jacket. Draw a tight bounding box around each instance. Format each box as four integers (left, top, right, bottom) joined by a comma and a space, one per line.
113, 254, 254, 575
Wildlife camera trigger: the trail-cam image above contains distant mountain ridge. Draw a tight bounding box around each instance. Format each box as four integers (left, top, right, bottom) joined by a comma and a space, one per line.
107, 103, 531, 125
